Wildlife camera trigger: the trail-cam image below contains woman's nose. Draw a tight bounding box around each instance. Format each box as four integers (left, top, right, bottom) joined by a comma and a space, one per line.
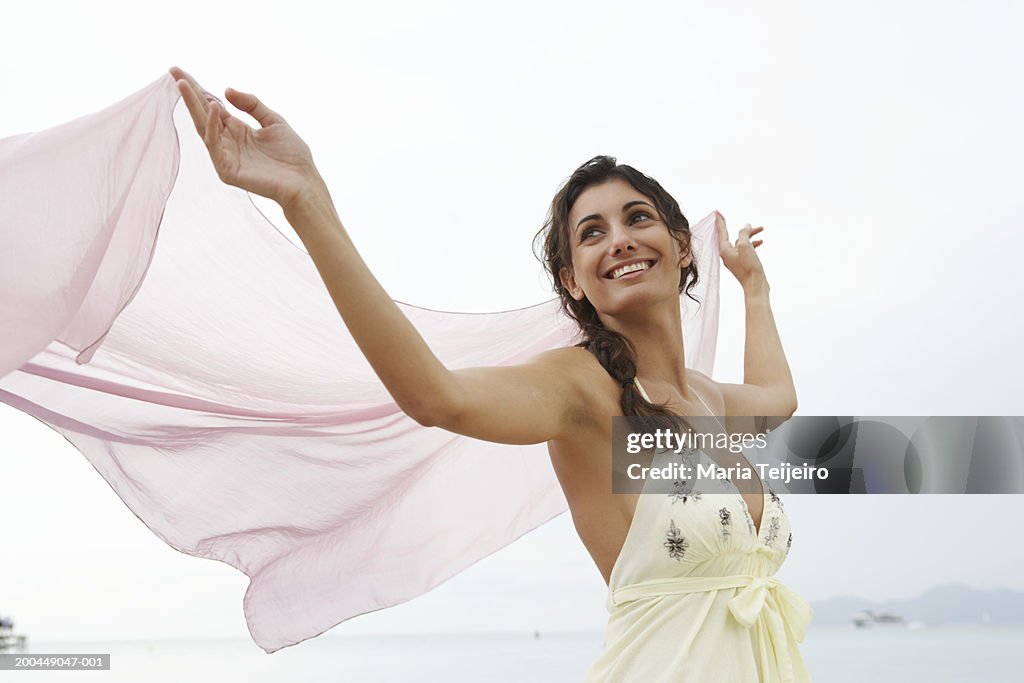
608, 223, 638, 254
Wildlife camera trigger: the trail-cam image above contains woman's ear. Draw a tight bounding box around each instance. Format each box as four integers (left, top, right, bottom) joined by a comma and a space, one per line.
677, 240, 693, 270
559, 266, 585, 301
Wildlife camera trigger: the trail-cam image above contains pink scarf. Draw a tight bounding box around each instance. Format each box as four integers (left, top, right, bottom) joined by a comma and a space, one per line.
0, 74, 721, 652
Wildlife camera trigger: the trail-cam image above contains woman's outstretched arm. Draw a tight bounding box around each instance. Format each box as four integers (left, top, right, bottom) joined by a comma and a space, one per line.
713, 212, 798, 418
282, 183, 588, 442
170, 67, 585, 444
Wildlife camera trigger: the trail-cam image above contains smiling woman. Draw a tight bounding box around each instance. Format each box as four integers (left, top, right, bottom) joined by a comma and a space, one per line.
536, 157, 704, 422
163, 57, 805, 677
0, 67, 807, 681
530, 156, 808, 681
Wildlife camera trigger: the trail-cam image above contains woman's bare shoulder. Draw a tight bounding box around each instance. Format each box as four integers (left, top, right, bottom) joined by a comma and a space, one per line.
686, 368, 727, 413
534, 346, 614, 382
532, 345, 584, 361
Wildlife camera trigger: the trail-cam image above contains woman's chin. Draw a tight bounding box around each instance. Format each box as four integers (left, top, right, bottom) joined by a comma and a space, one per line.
593, 287, 676, 317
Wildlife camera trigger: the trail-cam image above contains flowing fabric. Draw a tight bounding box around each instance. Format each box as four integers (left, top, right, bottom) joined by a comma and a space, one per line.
0, 75, 721, 652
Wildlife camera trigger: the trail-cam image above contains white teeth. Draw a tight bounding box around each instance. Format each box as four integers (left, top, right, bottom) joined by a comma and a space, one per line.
611, 261, 652, 279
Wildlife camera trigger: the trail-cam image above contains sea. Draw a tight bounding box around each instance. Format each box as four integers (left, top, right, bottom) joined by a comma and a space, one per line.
2, 626, 1022, 681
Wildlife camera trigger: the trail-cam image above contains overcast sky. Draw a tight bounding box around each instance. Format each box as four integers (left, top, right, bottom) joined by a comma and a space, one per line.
1, 0, 1023, 642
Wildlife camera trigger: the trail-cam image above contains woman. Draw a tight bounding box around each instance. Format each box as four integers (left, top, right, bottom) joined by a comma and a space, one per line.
169, 66, 812, 682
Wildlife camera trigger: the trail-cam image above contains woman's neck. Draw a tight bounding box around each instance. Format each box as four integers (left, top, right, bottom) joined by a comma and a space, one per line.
603, 301, 690, 397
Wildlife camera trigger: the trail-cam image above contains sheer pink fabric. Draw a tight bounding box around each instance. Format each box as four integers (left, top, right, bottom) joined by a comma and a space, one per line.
0, 75, 721, 652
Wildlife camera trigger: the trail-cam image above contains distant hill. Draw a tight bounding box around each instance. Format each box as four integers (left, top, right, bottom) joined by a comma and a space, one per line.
809, 584, 1024, 627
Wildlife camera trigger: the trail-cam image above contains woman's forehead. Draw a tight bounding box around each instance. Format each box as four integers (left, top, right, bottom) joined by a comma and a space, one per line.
569, 178, 653, 222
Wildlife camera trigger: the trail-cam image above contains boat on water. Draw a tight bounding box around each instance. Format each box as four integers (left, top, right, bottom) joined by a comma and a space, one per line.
0, 616, 28, 651
852, 610, 910, 628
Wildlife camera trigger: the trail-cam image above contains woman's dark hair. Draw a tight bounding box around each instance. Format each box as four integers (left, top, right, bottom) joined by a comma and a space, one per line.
533, 155, 699, 418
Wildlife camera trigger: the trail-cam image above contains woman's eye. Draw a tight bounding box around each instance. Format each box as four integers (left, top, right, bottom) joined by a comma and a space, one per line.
581, 227, 601, 240
631, 211, 652, 224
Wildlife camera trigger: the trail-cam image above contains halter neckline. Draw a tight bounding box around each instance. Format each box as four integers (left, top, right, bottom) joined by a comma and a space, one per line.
632, 376, 718, 422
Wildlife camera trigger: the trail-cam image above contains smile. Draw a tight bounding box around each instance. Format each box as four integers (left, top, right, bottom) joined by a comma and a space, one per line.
606, 260, 656, 279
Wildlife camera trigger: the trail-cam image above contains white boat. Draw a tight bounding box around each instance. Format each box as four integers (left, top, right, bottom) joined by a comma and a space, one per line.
852, 610, 908, 628
0, 616, 28, 651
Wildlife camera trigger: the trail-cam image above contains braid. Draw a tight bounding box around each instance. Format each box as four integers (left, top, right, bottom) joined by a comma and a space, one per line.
575, 305, 675, 418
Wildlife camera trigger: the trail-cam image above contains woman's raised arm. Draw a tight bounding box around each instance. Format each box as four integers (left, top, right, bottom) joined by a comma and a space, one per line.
712, 211, 798, 418
169, 67, 583, 444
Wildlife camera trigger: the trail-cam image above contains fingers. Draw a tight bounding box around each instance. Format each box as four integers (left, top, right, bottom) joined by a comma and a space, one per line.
736, 224, 766, 248
170, 66, 221, 105
715, 210, 732, 250
204, 100, 223, 153
169, 67, 209, 112
225, 88, 285, 127
169, 66, 211, 138
733, 223, 752, 250
716, 213, 769, 253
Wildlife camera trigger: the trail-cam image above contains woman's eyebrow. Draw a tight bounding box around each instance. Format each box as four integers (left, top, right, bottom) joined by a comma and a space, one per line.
623, 200, 655, 212
576, 200, 657, 231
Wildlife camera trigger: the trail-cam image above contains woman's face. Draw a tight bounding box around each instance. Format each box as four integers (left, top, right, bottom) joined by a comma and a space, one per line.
560, 177, 690, 316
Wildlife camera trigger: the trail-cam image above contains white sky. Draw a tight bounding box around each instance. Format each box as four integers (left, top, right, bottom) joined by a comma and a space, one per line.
1, 0, 1023, 642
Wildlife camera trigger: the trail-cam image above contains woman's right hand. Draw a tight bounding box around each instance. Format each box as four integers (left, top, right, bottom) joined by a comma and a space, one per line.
169, 66, 321, 212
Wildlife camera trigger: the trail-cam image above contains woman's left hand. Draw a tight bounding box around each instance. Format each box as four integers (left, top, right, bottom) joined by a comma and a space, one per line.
168, 66, 321, 212
715, 211, 768, 291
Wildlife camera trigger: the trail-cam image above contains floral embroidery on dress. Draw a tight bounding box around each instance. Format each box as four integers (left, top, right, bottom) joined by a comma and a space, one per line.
787, 532, 793, 550
668, 479, 701, 504
763, 516, 781, 547
769, 488, 784, 510
664, 520, 689, 561
718, 507, 732, 539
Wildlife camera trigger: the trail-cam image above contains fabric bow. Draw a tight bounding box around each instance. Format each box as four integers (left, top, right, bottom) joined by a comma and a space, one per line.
727, 576, 814, 642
